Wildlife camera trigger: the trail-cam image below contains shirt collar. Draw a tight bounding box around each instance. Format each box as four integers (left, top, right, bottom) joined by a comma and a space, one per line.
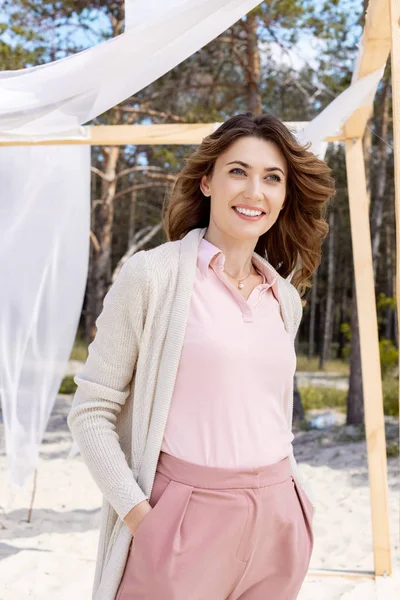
198, 237, 223, 277
198, 237, 278, 293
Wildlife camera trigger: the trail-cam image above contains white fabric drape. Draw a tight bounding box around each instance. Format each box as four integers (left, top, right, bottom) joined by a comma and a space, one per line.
0, 145, 90, 486
0, 0, 264, 136
299, 68, 384, 153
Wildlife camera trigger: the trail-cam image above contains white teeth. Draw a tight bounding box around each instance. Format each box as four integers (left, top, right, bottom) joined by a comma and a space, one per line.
234, 207, 263, 217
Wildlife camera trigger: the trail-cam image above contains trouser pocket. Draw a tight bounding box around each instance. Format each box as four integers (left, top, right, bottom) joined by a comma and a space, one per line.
116, 471, 195, 600
291, 475, 314, 552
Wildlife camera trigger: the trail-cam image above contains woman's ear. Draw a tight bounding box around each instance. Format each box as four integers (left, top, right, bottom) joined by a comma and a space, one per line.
200, 174, 210, 197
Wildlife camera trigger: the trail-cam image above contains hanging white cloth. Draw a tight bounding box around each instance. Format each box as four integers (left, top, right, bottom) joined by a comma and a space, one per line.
298, 68, 384, 153
0, 0, 264, 136
0, 144, 90, 486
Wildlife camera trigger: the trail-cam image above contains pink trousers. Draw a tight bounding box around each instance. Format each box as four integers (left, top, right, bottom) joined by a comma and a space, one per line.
115, 451, 314, 600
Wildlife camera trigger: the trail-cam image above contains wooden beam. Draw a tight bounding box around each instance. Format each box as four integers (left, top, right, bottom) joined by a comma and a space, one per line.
344, 137, 392, 577
389, 0, 400, 564
90, 123, 218, 145
344, 0, 391, 138
0, 123, 347, 146
354, 0, 391, 81
307, 569, 375, 580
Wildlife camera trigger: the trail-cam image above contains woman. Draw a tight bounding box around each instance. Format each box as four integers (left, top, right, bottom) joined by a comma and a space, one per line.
68, 113, 334, 600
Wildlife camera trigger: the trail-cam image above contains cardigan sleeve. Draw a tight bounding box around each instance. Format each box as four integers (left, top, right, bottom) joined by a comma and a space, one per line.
67, 251, 149, 521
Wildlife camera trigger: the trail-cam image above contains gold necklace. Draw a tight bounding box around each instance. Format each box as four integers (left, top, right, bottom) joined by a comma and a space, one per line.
223, 263, 254, 289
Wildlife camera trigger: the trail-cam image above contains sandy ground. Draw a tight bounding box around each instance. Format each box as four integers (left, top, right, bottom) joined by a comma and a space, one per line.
0, 395, 399, 600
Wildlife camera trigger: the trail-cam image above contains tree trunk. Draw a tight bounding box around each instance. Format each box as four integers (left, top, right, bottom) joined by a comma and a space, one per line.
394, 290, 399, 351
362, 120, 373, 204
127, 152, 139, 247
336, 273, 349, 359
347, 277, 364, 425
244, 12, 262, 114
128, 188, 138, 247
113, 222, 163, 282
319, 210, 335, 369
371, 74, 390, 278
85, 145, 120, 343
308, 269, 318, 358
292, 375, 305, 423
385, 221, 394, 341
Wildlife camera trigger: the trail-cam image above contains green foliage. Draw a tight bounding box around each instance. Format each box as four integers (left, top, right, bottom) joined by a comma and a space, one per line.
69, 335, 88, 361
1, 1, 48, 69
340, 322, 351, 341
152, 147, 184, 170
382, 377, 399, 416
377, 292, 397, 312
376, 293, 397, 333
59, 375, 77, 394
379, 339, 399, 378
386, 442, 399, 458
299, 386, 347, 412
297, 419, 314, 431
299, 377, 399, 417
296, 354, 350, 374
339, 321, 351, 358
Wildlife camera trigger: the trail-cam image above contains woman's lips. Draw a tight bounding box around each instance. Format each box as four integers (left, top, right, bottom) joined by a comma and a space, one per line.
232, 207, 265, 221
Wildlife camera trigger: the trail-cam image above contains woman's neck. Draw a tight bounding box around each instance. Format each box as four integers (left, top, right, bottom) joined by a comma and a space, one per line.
203, 227, 258, 280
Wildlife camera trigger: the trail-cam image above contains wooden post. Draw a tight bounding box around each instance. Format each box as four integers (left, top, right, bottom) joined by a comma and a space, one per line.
345, 137, 392, 576
389, 0, 400, 546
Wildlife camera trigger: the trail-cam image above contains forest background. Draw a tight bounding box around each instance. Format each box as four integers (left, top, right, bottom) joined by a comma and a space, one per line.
1, 0, 398, 436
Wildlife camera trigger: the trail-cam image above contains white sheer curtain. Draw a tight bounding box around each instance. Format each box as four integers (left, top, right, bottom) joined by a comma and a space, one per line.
0, 144, 90, 486
299, 68, 384, 153
0, 0, 264, 136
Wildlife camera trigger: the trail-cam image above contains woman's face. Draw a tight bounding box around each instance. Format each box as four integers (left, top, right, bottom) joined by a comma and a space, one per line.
200, 136, 287, 243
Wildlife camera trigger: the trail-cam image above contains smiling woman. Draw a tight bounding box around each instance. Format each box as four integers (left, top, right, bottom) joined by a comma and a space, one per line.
163, 112, 335, 299
69, 111, 336, 600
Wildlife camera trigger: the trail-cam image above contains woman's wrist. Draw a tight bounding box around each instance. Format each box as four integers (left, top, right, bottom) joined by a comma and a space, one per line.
123, 499, 152, 535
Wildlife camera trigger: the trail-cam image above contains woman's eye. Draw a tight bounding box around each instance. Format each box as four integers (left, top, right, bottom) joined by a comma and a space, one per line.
230, 168, 245, 175
267, 173, 281, 183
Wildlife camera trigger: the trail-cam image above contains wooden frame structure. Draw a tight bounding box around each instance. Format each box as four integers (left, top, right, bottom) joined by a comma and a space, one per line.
0, 0, 398, 587
0, 122, 347, 146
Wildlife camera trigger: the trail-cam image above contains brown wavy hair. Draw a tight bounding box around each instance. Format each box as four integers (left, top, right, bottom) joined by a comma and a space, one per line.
162, 112, 335, 298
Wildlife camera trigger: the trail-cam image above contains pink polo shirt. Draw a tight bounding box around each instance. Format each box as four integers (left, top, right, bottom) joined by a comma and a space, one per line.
160, 237, 296, 468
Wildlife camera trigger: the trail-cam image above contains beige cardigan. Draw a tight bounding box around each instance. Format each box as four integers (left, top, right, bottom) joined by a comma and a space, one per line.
67, 226, 314, 600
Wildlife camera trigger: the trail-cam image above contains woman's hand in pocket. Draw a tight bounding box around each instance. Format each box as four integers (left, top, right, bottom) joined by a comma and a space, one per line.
123, 500, 152, 536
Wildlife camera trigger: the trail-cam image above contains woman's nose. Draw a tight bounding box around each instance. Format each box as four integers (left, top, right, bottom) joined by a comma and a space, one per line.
244, 178, 263, 201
